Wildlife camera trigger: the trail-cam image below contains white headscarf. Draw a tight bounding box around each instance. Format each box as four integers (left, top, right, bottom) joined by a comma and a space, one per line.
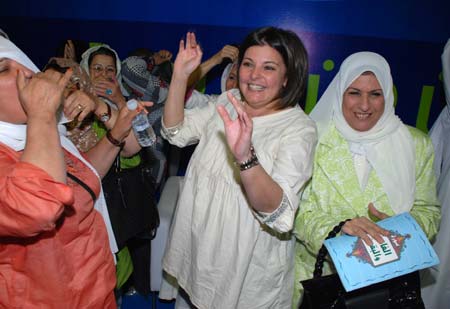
220, 62, 237, 93
310, 51, 415, 214
80, 44, 129, 97
0, 28, 9, 40
429, 39, 450, 183
0, 36, 118, 255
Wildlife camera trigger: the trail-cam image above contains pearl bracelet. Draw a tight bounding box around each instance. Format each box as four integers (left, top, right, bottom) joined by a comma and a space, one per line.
236, 145, 259, 171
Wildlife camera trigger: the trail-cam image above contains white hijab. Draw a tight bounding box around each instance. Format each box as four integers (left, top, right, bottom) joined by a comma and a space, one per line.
80, 44, 129, 97
0, 36, 118, 255
220, 62, 236, 93
429, 39, 450, 184
310, 51, 415, 214
0, 28, 9, 40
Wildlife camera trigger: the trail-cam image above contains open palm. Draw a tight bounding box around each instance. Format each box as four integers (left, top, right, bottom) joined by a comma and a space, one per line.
174, 32, 203, 79
217, 92, 253, 163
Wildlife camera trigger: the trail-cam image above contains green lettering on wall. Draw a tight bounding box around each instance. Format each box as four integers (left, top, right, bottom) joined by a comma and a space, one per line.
305, 74, 320, 114
323, 59, 335, 72
416, 85, 435, 133
305, 60, 335, 114
393, 84, 398, 107
89, 42, 103, 47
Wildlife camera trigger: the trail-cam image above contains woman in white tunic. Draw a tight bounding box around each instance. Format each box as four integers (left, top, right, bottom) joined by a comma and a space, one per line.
159, 27, 317, 308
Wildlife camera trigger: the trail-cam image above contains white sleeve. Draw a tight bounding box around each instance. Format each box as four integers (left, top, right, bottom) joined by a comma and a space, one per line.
161, 101, 216, 147
185, 90, 218, 109
255, 119, 317, 233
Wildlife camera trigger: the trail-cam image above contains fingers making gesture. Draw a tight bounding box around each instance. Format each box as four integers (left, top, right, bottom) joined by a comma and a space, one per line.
17, 68, 72, 120
92, 75, 126, 108
163, 32, 203, 127
217, 92, 253, 163
174, 32, 203, 79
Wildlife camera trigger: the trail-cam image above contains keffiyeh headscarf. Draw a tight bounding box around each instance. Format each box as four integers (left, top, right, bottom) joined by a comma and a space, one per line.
121, 56, 168, 104
310, 51, 415, 214
0, 36, 118, 255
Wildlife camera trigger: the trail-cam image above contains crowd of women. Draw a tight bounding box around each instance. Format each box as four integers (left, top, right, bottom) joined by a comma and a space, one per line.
0, 26, 449, 309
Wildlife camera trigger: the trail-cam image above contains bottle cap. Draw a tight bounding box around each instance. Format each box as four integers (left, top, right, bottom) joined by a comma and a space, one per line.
127, 99, 138, 110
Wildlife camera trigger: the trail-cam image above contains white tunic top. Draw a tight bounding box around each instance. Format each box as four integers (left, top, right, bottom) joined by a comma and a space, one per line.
160, 89, 317, 309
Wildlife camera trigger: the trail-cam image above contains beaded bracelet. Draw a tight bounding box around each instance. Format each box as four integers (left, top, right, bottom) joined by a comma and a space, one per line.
236, 145, 259, 171
106, 130, 125, 149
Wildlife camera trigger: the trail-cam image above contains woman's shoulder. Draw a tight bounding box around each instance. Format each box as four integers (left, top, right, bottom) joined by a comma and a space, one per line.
406, 125, 432, 146
405, 125, 434, 157
316, 123, 344, 146
406, 125, 428, 138
185, 90, 219, 109
268, 107, 317, 142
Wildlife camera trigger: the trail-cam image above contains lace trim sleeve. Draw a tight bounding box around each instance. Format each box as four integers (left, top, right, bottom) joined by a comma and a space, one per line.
254, 192, 294, 233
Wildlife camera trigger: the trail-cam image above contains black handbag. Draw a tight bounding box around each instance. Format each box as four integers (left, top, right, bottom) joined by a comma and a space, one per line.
102, 152, 160, 249
299, 220, 424, 309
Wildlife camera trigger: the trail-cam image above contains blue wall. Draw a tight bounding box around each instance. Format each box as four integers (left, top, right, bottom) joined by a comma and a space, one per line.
1, 0, 449, 130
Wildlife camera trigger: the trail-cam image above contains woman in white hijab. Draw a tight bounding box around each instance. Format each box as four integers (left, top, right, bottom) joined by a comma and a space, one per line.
421, 38, 450, 309
293, 51, 440, 307
0, 36, 140, 307
80, 44, 129, 109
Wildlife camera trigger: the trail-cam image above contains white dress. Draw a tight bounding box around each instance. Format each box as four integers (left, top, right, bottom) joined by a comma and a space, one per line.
160, 89, 317, 309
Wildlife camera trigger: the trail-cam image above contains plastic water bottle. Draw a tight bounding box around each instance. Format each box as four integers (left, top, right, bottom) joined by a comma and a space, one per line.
127, 99, 156, 147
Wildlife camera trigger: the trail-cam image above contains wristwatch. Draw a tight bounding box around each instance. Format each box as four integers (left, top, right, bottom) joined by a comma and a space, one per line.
98, 103, 112, 123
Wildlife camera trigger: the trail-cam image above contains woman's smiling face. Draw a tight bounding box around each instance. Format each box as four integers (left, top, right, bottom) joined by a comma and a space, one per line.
89, 54, 116, 83
342, 72, 385, 132
238, 44, 287, 116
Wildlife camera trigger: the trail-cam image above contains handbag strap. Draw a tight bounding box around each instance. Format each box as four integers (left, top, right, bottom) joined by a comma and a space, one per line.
67, 172, 96, 204
313, 218, 351, 278
114, 155, 122, 172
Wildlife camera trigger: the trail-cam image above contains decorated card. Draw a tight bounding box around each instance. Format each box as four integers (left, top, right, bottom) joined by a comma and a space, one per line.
324, 212, 439, 291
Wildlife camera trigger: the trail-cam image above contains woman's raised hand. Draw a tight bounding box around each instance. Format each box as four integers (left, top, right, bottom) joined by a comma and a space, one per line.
17, 68, 71, 120
64, 40, 76, 62
153, 49, 173, 65
174, 32, 203, 79
217, 92, 253, 163
63, 90, 98, 122
92, 75, 126, 108
217, 45, 239, 63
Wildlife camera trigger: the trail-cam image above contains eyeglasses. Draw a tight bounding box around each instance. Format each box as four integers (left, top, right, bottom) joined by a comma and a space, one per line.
90, 64, 116, 75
